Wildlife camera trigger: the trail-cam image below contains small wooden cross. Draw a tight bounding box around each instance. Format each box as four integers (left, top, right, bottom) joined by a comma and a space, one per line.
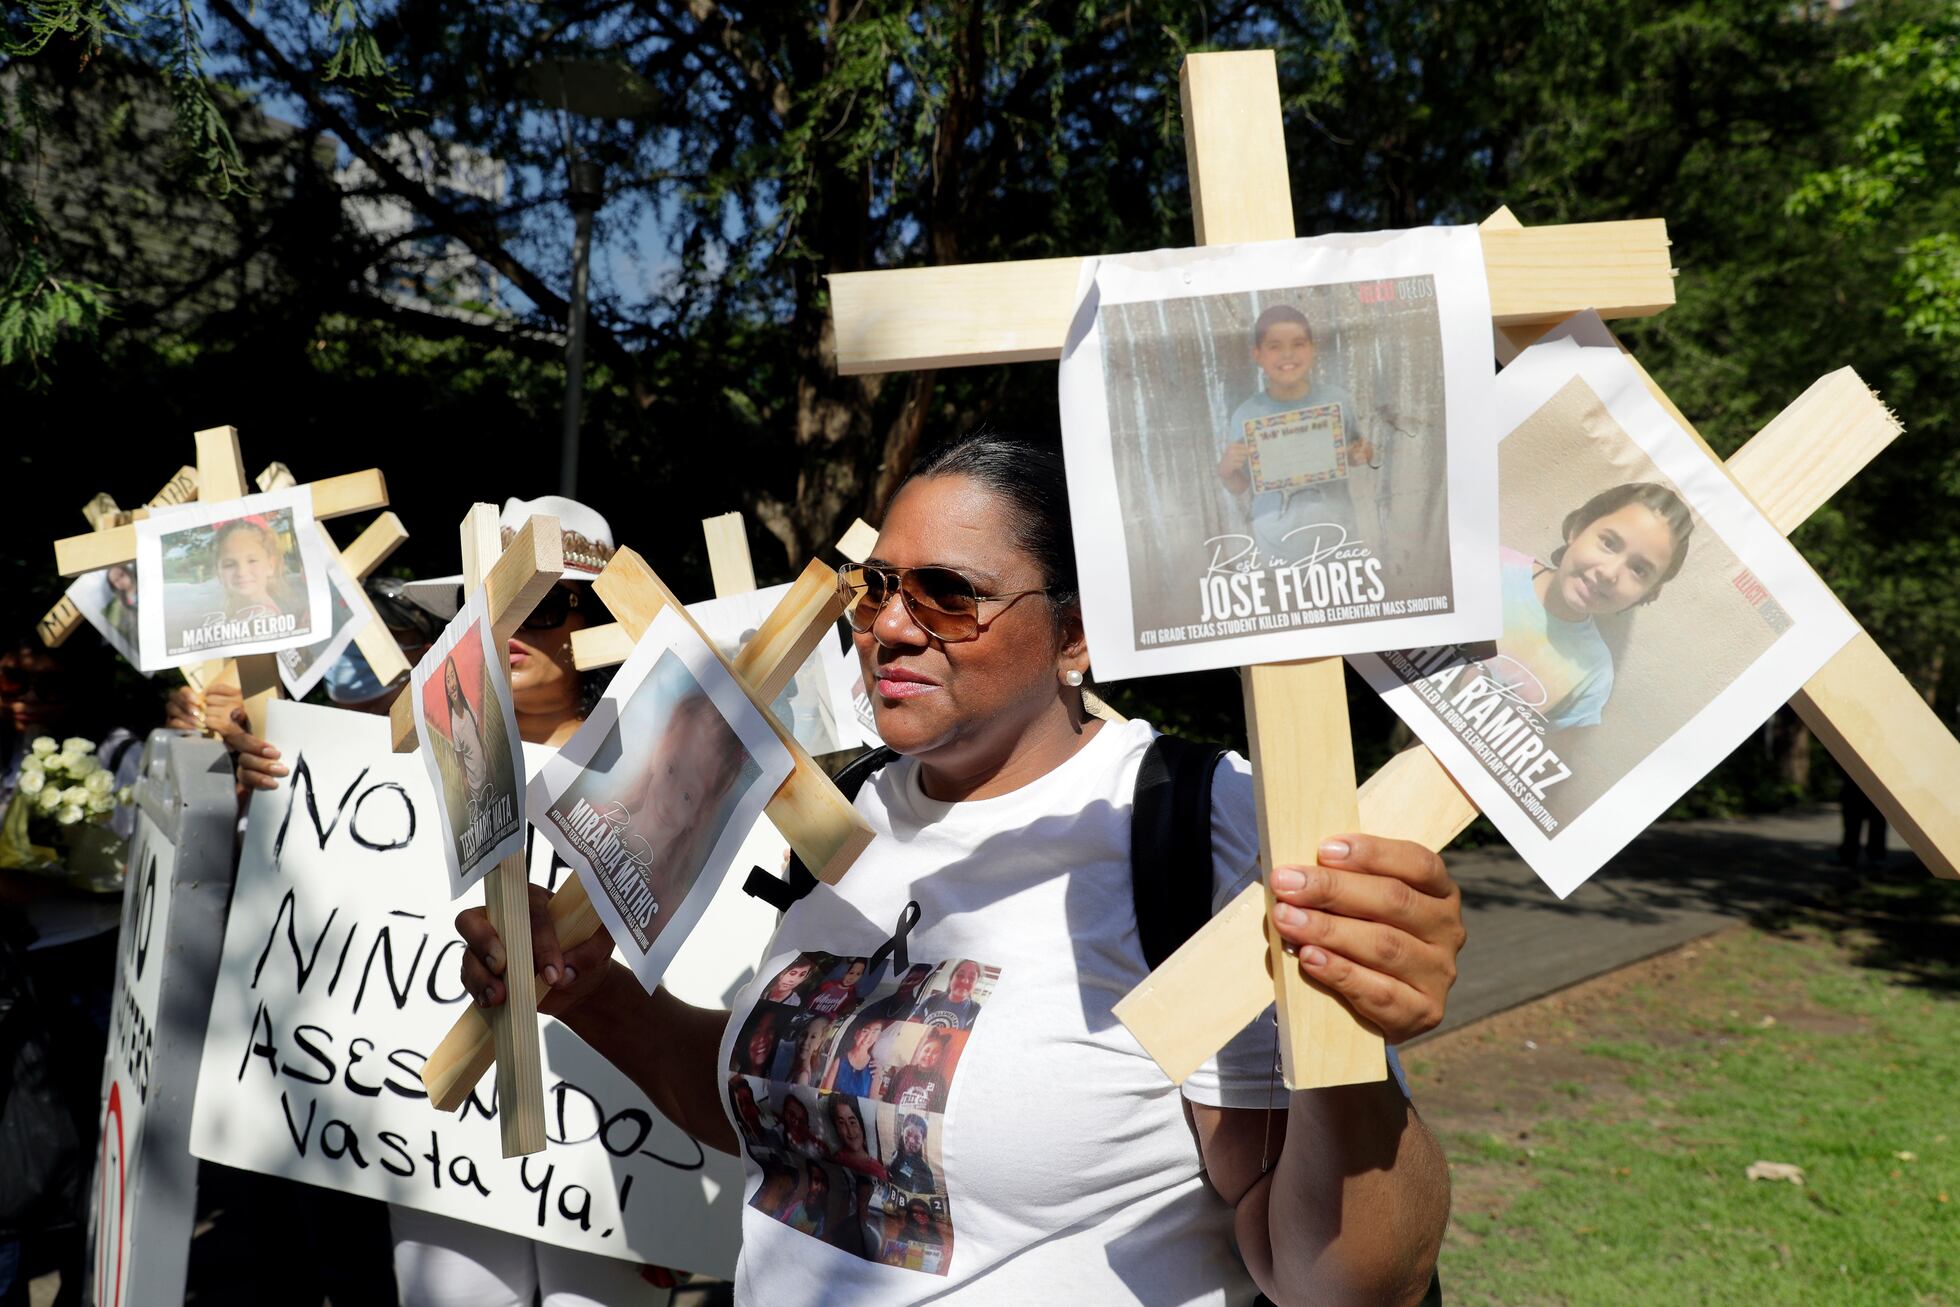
38, 465, 198, 650
827, 50, 1681, 1089
253, 465, 414, 695
48, 427, 398, 734
389, 505, 565, 1156
407, 534, 875, 1131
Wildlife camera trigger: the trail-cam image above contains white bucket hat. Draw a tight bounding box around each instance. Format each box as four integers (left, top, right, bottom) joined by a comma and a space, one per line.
399, 495, 617, 620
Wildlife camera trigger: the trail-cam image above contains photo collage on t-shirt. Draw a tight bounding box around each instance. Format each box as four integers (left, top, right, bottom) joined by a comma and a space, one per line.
728, 951, 1001, 1275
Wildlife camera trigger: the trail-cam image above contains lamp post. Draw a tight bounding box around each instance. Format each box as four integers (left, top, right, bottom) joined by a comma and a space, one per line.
519, 58, 660, 496
560, 157, 602, 497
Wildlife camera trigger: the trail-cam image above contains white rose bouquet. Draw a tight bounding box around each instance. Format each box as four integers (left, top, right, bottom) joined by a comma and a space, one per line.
1, 735, 135, 890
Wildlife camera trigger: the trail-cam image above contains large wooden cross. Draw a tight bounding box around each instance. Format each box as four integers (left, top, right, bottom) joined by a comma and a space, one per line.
48, 427, 404, 733
398, 527, 875, 1144
827, 50, 1960, 1090
828, 50, 1671, 1089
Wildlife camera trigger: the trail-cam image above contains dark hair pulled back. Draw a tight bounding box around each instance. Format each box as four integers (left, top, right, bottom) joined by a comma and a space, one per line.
899, 431, 1079, 617
1551, 481, 1695, 603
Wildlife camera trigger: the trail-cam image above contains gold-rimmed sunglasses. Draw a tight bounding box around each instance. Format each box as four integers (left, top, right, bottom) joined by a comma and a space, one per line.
837, 563, 1051, 643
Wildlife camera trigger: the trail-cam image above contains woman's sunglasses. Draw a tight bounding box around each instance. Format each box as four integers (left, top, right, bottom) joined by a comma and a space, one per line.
518, 584, 583, 631
837, 564, 1050, 643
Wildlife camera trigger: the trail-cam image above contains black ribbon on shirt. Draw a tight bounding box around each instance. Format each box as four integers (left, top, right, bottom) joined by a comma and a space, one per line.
866, 900, 921, 978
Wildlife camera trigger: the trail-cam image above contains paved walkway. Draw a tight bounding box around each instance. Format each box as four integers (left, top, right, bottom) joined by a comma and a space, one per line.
1426, 804, 1861, 1041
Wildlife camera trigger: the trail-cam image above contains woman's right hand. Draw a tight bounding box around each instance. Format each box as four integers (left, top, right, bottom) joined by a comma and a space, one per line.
457, 882, 617, 1018
165, 683, 246, 739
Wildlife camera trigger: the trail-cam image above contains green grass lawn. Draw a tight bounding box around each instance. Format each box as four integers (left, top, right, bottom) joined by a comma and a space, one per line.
1404, 867, 1960, 1306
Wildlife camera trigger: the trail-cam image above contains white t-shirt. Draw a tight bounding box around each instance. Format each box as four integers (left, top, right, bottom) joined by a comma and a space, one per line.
717, 718, 1306, 1304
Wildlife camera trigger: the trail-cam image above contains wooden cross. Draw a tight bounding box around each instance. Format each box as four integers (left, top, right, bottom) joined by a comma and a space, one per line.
567, 510, 761, 672
1115, 336, 1960, 1084
38, 465, 198, 650
389, 505, 566, 1156
253, 465, 414, 696
827, 50, 1677, 1089
403, 532, 875, 1137
842, 42, 1960, 1086
48, 427, 400, 734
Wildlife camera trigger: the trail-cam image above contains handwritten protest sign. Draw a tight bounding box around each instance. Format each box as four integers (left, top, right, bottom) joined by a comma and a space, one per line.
189, 700, 765, 1273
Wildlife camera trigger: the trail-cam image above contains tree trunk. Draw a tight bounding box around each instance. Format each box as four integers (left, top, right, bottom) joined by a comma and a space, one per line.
1772, 708, 1812, 793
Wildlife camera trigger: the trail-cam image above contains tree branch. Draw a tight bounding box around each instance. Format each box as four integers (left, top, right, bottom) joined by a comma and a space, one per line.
205, 0, 651, 405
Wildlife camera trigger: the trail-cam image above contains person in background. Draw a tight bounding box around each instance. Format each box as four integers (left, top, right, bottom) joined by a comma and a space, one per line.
1837, 764, 1887, 869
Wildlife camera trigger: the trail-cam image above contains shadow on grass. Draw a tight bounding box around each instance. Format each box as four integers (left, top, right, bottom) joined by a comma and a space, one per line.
1747, 857, 1960, 994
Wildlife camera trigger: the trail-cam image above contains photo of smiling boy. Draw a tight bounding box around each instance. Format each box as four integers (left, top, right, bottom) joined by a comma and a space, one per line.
1216, 304, 1375, 565
1493, 482, 1694, 729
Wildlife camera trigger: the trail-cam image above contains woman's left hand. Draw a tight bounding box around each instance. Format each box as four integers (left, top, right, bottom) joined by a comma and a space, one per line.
1268, 835, 1465, 1045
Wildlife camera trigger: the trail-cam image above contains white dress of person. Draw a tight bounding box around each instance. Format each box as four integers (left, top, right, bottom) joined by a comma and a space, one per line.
717, 716, 1411, 1304
451, 695, 488, 796
387, 498, 673, 1307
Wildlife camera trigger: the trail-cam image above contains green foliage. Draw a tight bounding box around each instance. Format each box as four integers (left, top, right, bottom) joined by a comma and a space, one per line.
316, 0, 410, 109
2, 0, 1955, 827
1, 0, 131, 61
1789, 5, 1960, 350
0, 206, 112, 383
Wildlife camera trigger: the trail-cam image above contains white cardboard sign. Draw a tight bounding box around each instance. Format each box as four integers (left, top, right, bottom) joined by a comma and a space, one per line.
189, 701, 778, 1275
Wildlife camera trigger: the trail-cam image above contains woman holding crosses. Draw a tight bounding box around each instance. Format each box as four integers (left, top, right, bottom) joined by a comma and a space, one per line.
460, 435, 1464, 1305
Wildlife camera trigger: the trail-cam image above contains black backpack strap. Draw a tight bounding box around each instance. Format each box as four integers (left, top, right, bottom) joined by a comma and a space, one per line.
1131, 733, 1228, 971
743, 746, 898, 912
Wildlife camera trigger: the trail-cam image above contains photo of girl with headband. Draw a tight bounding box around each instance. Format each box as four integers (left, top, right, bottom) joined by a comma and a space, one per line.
142, 491, 330, 665
209, 515, 295, 620
1487, 482, 1695, 730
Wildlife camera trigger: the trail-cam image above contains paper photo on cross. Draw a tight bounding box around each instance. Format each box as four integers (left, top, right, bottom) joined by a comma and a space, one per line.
1057, 228, 1501, 680
1353, 313, 1858, 896
690, 583, 863, 759
66, 562, 148, 674
132, 486, 334, 670
276, 551, 373, 699
530, 604, 794, 993
411, 585, 527, 898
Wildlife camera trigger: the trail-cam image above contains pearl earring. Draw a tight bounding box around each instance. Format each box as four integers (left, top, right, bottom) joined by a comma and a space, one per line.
1064, 669, 1084, 687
